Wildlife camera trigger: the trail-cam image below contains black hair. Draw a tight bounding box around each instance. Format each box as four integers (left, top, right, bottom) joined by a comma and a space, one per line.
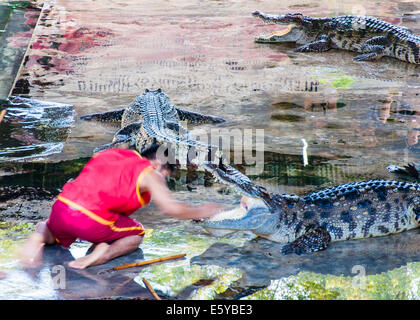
140, 143, 176, 173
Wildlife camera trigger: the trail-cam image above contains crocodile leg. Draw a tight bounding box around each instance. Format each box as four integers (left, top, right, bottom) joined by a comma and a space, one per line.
281, 226, 331, 255
294, 35, 331, 52
80, 108, 125, 122
409, 197, 420, 223
176, 107, 225, 124
93, 121, 142, 153
355, 35, 390, 61
387, 163, 420, 180
354, 46, 385, 61
112, 121, 142, 144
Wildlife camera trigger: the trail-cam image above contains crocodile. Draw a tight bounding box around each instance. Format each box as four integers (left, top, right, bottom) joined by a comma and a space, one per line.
80, 89, 269, 196
197, 168, 420, 255
252, 10, 420, 64
80, 88, 226, 155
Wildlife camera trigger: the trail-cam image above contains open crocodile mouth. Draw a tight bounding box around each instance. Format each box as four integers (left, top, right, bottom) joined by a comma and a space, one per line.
254, 20, 301, 43
206, 196, 267, 222
256, 25, 293, 41
207, 203, 247, 222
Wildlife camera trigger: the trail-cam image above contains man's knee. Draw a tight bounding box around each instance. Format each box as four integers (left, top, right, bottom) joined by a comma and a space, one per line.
35, 221, 55, 244
35, 221, 46, 232
121, 235, 143, 254
130, 235, 143, 247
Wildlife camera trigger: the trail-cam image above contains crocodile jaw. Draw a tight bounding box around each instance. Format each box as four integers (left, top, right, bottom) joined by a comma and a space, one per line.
208, 196, 267, 220
253, 10, 303, 43
255, 25, 303, 43
202, 205, 248, 237
199, 197, 270, 236
252, 10, 290, 24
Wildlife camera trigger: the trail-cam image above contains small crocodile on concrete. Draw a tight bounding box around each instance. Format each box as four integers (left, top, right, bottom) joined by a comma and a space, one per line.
80, 88, 226, 155
252, 10, 420, 64
198, 174, 420, 255
80, 89, 267, 195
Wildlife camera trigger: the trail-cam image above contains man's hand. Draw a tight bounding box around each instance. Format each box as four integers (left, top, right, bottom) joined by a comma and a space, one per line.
195, 202, 226, 219
141, 170, 228, 220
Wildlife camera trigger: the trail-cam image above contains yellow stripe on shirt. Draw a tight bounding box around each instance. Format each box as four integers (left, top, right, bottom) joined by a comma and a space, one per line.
136, 166, 154, 206
57, 195, 116, 226
57, 196, 145, 235
110, 224, 145, 235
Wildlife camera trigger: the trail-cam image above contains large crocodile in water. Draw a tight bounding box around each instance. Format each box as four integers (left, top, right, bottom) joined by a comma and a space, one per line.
252, 10, 420, 64
198, 168, 420, 255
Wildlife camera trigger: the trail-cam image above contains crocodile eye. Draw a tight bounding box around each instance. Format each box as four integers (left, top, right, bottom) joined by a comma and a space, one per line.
157, 88, 162, 92
287, 13, 303, 22
145, 89, 150, 93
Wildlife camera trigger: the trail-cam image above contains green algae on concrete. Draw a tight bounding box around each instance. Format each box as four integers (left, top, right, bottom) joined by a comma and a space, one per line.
1, 219, 420, 300
0, 221, 34, 268
317, 72, 354, 90
0, 221, 35, 238
310, 68, 354, 90
244, 262, 420, 300
134, 225, 247, 299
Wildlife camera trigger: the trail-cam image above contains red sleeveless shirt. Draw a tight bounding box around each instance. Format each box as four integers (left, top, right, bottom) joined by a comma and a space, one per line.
57, 149, 154, 223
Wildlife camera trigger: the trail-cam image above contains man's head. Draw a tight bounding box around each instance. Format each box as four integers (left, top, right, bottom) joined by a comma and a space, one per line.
140, 143, 176, 179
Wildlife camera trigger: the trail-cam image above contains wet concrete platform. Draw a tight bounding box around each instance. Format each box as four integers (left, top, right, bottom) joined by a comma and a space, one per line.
1, 245, 174, 300
193, 229, 420, 291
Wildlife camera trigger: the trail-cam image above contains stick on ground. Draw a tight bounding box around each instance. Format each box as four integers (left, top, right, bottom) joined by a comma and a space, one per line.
0, 110, 6, 123
142, 277, 161, 300
112, 253, 186, 271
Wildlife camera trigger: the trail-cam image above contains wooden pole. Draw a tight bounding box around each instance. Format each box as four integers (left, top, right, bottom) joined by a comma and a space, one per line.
142, 278, 161, 300
0, 110, 6, 123
112, 253, 186, 271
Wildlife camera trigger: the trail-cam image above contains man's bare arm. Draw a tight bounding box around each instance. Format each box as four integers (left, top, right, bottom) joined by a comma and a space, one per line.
141, 170, 222, 219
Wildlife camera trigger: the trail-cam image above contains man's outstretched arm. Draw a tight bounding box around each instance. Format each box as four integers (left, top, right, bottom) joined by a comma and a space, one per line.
141, 171, 223, 219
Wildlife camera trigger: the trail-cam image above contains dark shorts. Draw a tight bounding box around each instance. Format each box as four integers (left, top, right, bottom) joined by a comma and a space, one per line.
46, 200, 145, 248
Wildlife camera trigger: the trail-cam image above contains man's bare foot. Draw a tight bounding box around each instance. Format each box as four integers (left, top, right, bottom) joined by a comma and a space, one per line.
68, 243, 110, 269
19, 233, 45, 268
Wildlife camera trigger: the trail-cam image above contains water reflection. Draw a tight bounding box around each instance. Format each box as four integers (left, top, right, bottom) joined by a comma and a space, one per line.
269, 90, 420, 159
0, 245, 152, 300
0, 2, 40, 99
0, 97, 74, 161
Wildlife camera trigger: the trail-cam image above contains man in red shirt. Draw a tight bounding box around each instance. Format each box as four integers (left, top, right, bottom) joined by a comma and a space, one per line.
20, 145, 223, 269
